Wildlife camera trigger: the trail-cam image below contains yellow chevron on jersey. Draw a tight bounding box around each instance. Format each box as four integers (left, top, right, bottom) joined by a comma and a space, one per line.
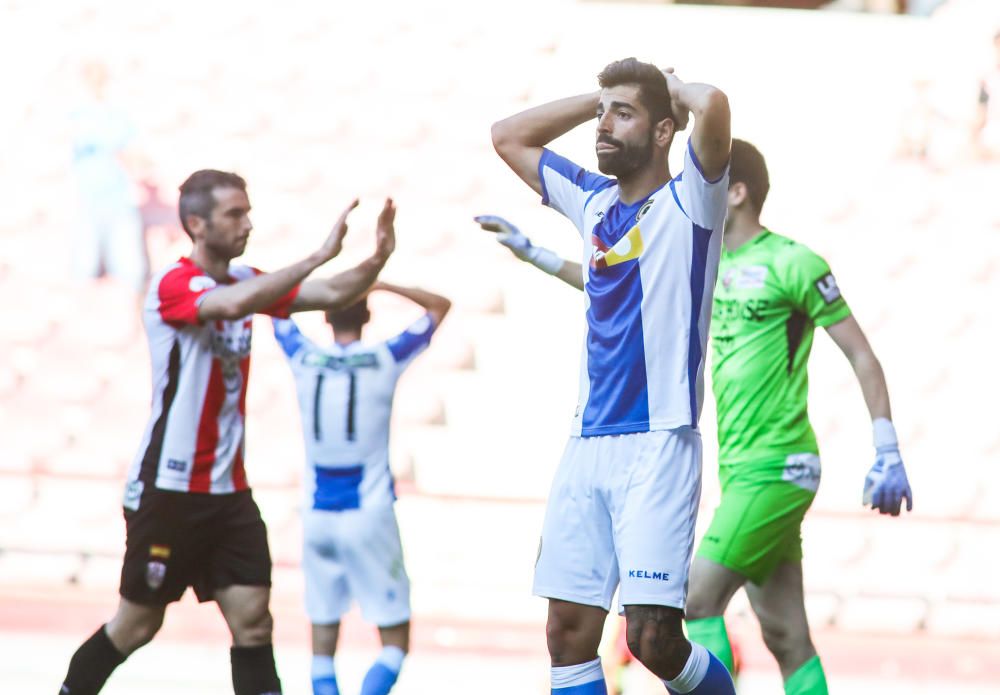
597, 224, 644, 268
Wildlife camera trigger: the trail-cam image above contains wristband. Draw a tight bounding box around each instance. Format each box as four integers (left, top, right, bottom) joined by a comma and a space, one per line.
872, 417, 899, 454
527, 247, 565, 275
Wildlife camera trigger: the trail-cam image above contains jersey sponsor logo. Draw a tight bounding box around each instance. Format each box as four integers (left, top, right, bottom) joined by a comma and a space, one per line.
590, 225, 644, 270
713, 297, 771, 323
123, 480, 144, 511
189, 276, 217, 292
627, 569, 671, 581
303, 351, 380, 371
166, 458, 188, 472
815, 273, 841, 304
145, 560, 167, 590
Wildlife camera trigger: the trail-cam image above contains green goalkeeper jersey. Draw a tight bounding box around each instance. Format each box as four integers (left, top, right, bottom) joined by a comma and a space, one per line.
711, 229, 852, 470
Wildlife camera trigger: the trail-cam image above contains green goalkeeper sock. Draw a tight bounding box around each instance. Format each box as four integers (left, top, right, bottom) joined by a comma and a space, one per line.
784, 655, 829, 695
685, 616, 734, 673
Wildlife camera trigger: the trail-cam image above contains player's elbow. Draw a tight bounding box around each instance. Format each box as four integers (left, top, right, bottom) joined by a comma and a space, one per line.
201, 298, 251, 322
491, 118, 520, 157
699, 88, 730, 121
432, 297, 452, 324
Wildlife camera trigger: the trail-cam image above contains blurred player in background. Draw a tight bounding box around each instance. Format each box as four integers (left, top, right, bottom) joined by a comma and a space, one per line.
271, 282, 450, 695
491, 57, 734, 695
973, 29, 1000, 158
58, 170, 397, 695
480, 138, 914, 695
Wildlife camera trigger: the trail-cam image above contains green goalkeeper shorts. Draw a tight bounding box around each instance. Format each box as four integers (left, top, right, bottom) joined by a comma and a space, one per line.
696, 457, 819, 585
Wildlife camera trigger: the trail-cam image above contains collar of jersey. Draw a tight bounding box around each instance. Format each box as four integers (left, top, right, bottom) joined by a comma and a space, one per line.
723, 228, 772, 258
179, 256, 236, 284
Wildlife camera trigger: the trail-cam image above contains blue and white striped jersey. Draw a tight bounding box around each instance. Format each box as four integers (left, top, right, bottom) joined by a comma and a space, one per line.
272, 315, 436, 509
539, 139, 729, 437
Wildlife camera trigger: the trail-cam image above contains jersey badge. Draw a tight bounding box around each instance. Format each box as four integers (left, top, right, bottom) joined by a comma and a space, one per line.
145, 561, 167, 590
123, 480, 143, 511
735, 265, 767, 289
814, 273, 842, 304
635, 197, 655, 223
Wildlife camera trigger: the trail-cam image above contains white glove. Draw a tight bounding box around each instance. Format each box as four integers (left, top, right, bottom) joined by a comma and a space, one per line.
474, 215, 564, 275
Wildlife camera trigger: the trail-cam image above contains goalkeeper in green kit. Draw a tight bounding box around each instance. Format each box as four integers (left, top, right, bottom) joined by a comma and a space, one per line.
475, 139, 913, 695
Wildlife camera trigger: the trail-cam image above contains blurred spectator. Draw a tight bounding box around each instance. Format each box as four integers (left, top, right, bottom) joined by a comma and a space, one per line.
973, 30, 1000, 159
69, 60, 149, 297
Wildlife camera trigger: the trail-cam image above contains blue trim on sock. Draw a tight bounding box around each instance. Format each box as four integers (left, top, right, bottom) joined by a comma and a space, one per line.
360, 662, 400, 695
672, 651, 735, 694
552, 680, 608, 694
312, 675, 340, 695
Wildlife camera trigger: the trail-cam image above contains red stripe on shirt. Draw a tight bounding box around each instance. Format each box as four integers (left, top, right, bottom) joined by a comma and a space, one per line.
231, 356, 251, 491
191, 359, 226, 492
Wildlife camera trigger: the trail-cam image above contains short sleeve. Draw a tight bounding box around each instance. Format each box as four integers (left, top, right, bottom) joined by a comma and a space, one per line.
250, 267, 300, 318
271, 318, 316, 360
674, 139, 730, 230
385, 313, 437, 369
157, 265, 215, 327
781, 246, 852, 327
538, 149, 615, 235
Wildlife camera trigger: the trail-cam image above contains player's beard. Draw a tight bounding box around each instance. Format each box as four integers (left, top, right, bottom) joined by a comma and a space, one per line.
595, 132, 654, 178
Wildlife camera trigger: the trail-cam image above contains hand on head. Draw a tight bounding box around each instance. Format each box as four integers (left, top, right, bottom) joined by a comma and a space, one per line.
660, 67, 690, 131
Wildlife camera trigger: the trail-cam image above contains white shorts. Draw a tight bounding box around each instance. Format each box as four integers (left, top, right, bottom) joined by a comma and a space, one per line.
302, 505, 411, 627
532, 428, 702, 612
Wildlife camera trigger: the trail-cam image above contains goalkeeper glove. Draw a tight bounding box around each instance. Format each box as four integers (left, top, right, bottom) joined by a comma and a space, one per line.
474, 215, 564, 275
862, 418, 913, 516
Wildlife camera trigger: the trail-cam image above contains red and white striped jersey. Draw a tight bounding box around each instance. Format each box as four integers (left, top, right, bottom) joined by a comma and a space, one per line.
126, 257, 299, 497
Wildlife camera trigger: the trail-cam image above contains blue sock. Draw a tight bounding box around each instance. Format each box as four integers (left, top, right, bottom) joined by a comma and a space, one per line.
311, 654, 339, 695
360, 646, 405, 695
663, 643, 735, 694
551, 657, 608, 694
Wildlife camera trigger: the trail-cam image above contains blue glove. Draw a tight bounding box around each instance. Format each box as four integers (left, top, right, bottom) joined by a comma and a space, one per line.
863, 448, 913, 516
474, 215, 564, 274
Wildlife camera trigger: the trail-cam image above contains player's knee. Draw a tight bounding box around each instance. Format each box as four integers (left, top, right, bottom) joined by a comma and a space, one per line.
107, 612, 163, 654
624, 608, 688, 677
760, 617, 811, 669
684, 589, 725, 621
231, 608, 274, 646
545, 612, 595, 665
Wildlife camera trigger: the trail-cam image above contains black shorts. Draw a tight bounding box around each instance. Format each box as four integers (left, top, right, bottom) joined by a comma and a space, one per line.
119, 488, 272, 605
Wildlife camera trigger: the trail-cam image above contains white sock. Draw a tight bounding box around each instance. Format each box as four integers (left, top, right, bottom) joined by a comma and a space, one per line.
375, 645, 405, 674
311, 654, 335, 679
663, 642, 710, 694
551, 657, 604, 689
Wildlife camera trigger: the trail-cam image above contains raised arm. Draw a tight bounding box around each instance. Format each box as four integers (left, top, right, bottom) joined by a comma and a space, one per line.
475, 214, 584, 291
663, 69, 731, 181
491, 92, 600, 195
372, 281, 452, 326
199, 199, 358, 321
826, 316, 912, 516
291, 198, 397, 313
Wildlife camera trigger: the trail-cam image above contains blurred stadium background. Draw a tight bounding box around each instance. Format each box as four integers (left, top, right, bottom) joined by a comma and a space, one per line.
1, 0, 998, 692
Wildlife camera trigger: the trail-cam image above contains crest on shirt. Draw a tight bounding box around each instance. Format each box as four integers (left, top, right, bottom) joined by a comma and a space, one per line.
145, 561, 167, 590
635, 198, 655, 223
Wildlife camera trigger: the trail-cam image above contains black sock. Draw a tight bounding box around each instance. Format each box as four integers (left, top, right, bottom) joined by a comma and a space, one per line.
59, 625, 127, 695
231, 644, 282, 695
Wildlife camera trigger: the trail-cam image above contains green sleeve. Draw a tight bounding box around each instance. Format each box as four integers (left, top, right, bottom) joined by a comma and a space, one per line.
779, 245, 852, 327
